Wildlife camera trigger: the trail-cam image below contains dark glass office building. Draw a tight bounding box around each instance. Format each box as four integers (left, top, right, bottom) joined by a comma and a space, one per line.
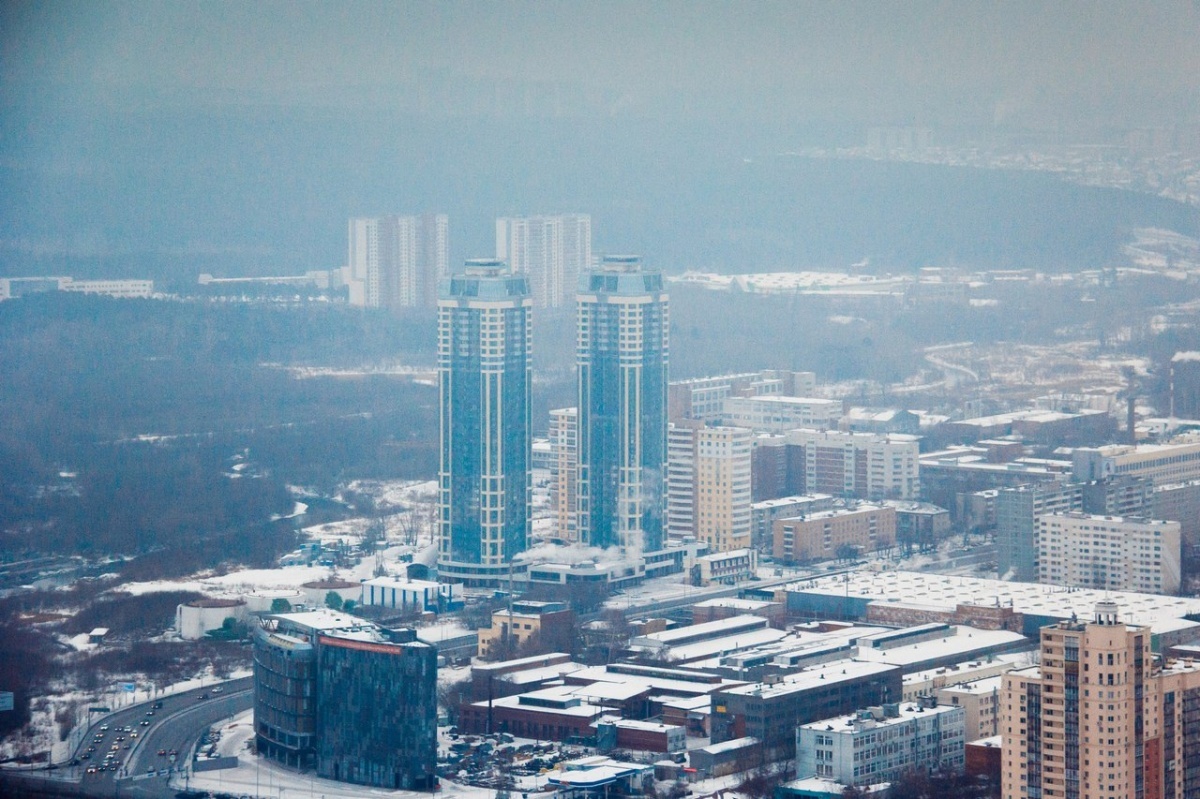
437, 259, 533, 587
577, 255, 669, 554
252, 610, 437, 789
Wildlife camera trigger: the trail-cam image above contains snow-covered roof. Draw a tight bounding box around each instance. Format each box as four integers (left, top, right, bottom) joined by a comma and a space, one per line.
718, 660, 898, 699
786, 569, 1200, 628
853, 626, 1031, 669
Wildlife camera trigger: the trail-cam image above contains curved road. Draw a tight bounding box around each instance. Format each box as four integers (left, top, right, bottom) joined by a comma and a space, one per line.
1, 677, 252, 798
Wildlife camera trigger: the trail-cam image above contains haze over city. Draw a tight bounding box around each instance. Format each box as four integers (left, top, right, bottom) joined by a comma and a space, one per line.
3, 4, 1200, 799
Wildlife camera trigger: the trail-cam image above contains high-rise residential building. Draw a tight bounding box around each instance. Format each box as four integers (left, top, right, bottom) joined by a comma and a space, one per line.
496, 214, 592, 309
994, 482, 1083, 582
1037, 513, 1181, 595
577, 255, 669, 554
347, 214, 448, 309
1003, 601, 1155, 799
252, 609, 436, 789
1003, 601, 1200, 799
666, 422, 753, 552
1081, 475, 1155, 518
1153, 479, 1200, 546
437, 259, 532, 586
548, 407, 579, 542
1170, 352, 1200, 419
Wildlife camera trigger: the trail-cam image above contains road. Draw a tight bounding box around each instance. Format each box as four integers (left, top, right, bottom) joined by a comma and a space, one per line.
1, 677, 252, 799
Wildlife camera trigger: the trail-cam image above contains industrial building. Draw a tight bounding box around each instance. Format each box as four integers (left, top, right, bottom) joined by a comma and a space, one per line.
796, 699, 966, 785
710, 660, 903, 761
772, 569, 1200, 644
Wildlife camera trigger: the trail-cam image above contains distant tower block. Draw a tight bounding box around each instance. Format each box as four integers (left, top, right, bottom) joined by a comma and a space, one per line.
1171, 352, 1200, 419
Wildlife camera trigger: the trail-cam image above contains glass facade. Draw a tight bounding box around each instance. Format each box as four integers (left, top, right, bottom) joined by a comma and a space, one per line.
437, 260, 532, 586
315, 636, 437, 789
253, 629, 317, 768
253, 614, 437, 789
577, 255, 669, 553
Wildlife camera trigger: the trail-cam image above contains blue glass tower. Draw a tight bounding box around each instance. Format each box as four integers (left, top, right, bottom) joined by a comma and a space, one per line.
437, 259, 532, 586
576, 255, 669, 554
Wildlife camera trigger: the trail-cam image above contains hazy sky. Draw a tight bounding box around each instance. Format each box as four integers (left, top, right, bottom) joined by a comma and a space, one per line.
4, 1, 1199, 127
2, 2, 1198, 276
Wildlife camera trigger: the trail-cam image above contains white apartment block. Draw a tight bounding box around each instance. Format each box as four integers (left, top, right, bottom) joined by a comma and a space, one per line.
1073, 439, 1200, 487
347, 213, 448, 309
796, 701, 966, 786
668, 370, 816, 422
667, 422, 753, 552
549, 407, 579, 542
785, 428, 921, 501
0, 277, 154, 300
722, 395, 842, 433
61, 279, 154, 298
496, 214, 591, 309
1037, 512, 1182, 595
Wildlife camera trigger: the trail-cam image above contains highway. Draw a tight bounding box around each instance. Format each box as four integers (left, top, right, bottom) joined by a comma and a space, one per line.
1, 677, 252, 798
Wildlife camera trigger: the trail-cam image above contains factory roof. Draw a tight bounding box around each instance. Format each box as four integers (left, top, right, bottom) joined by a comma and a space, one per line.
717, 660, 897, 699
799, 701, 963, 734
665, 627, 789, 663
852, 626, 1031, 670
937, 675, 1004, 695
692, 597, 776, 611
785, 569, 1200, 629
697, 736, 760, 755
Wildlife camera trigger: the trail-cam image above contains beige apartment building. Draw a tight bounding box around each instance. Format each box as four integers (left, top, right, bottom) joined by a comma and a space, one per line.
937, 676, 1003, 740
772, 503, 896, 563
1002, 601, 1200, 799
667, 422, 753, 552
548, 407, 578, 542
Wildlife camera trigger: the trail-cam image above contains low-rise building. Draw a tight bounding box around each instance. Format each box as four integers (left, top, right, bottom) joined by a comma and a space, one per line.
360, 577, 463, 614
710, 660, 903, 761
750, 494, 835, 552
694, 548, 758, 585
796, 699, 966, 785
688, 737, 761, 778
772, 504, 896, 563
477, 600, 575, 658
723, 396, 843, 433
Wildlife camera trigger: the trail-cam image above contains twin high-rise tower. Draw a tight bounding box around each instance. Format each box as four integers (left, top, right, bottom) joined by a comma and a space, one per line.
437, 255, 668, 586
576, 256, 669, 554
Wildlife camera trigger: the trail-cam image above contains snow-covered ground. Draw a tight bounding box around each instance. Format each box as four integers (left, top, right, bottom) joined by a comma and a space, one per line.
4, 480, 446, 764
184, 712, 559, 799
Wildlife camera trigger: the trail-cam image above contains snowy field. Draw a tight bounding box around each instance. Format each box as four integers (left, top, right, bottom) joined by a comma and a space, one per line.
4, 480, 445, 766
